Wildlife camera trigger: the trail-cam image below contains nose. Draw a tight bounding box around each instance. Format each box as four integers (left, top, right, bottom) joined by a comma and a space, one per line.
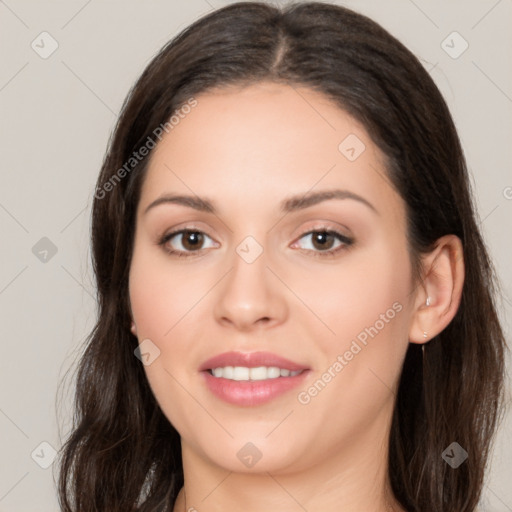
213, 244, 288, 332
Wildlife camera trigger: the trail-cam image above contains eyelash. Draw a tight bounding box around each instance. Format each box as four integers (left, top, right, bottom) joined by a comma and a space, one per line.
158, 225, 354, 259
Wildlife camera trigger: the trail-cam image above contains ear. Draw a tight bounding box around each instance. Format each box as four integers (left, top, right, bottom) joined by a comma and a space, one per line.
409, 234, 465, 344
128, 297, 137, 335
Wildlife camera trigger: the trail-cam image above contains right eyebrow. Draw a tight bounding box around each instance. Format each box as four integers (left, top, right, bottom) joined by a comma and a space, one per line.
144, 194, 214, 215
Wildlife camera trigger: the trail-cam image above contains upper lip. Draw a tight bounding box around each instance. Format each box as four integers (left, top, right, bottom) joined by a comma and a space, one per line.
199, 351, 310, 372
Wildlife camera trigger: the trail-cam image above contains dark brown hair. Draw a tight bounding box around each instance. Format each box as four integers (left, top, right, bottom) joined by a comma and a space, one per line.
56, 2, 508, 511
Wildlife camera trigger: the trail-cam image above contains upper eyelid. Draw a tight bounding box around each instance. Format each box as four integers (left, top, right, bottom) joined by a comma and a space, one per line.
161, 222, 350, 238
161, 224, 352, 248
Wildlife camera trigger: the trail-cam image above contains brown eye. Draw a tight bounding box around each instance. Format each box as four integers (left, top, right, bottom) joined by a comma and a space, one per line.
310, 231, 336, 251
179, 231, 204, 251
159, 229, 216, 257
294, 229, 354, 257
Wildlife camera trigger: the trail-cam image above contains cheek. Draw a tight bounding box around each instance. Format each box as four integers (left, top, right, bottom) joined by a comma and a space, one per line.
302, 239, 411, 341
128, 250, 197, 431
128, 243, 219, 419
301, 236, 412, 401
287, 243, 412, 454
129, 244, 202, 339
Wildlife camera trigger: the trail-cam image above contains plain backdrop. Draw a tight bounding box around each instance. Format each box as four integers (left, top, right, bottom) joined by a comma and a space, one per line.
0, 1, 511, 510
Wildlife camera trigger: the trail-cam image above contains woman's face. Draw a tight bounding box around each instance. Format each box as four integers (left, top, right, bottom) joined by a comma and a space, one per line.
129, 81, 417, 474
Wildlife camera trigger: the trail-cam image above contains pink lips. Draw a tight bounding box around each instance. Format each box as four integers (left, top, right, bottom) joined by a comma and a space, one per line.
199, 351, 309, 372
199, 351, 311, 407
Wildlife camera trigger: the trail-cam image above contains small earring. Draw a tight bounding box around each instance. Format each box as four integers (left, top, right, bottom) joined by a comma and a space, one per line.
426, 296, 431, 306
423, 331, 427, 338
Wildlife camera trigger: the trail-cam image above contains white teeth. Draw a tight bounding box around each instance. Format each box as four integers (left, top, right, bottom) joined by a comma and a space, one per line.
210, 366, 303, 380
249, 366, 268, 380
267, 366, 281, 379
233, 366, 249, 380
223, 366, 234, 379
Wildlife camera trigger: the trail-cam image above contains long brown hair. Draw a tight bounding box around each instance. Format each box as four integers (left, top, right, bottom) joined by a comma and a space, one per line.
56, 2, 508, 510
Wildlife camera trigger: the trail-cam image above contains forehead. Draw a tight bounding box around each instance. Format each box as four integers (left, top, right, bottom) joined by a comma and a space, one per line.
153, 81, 362, 162
138, 81, 403, 222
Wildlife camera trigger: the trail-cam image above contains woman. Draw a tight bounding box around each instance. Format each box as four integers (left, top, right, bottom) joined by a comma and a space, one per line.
56, 2, 508, 511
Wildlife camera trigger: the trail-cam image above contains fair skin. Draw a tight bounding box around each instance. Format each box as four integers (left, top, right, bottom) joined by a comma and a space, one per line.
128, 81, 464, 512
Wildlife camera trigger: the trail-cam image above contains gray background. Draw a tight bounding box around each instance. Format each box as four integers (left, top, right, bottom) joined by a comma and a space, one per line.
0, 0, 511, 510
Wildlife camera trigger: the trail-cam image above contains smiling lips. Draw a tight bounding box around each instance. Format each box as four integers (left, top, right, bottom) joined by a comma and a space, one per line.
199, 351, 311, 406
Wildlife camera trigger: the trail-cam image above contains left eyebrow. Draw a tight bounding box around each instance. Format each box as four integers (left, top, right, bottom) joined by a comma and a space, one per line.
143, 188, 379, 216
280, 189, 379, 215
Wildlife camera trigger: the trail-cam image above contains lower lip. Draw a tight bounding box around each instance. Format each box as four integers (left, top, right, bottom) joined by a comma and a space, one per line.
201, 370, 310, 406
